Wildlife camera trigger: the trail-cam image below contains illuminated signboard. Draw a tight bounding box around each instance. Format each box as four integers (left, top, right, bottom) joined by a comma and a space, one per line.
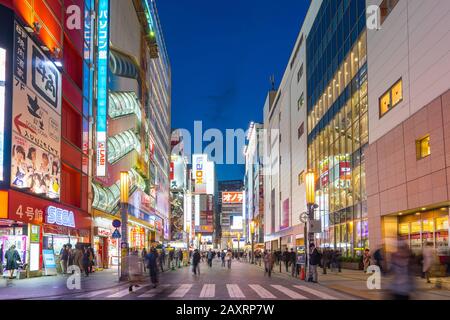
193, 154, 206, 194
46, 206, 76, 228
0, 48, 5, 181
96, 0, 110, 177
10, 22, 62, 200
222, 192, 243, 204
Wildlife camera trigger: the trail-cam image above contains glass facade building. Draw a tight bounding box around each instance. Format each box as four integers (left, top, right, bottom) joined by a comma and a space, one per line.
306, 0, 368, 257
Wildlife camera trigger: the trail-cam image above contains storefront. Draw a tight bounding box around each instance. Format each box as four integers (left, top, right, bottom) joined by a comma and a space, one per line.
2, 190, 91, 277
395, 207, 449, 255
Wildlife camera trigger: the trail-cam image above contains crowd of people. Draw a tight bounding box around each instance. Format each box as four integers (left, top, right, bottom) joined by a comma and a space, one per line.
59, 244, 96, 277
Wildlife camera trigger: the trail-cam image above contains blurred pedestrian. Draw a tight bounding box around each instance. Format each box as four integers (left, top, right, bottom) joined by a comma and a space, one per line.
221, 250, 226, 267
169, 249, 174, 269
422, 242, 435, 283
308, 243, 320, 283
145, 248, 158, 288
160, 248, 166, 272
59, 245, 68, 274
226, 249, 233, 269
82, 247, 90, 277
322, 249, 329, 274
264, 250, 274, 277
88, 246, 95, 273
192, 249, 201, 275
373, 246, 384, 273
5, 245, 21, 279
363, 249, 371, 272
141, 248, 147, 273
388, 243, 415, 300
283, 248, 289, 272
290, 248, 297, 277
207, 249, 213, 267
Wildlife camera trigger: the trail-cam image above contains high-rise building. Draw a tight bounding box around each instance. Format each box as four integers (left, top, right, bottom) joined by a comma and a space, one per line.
0, 0, 91, 277
89, 0, 171, 268
365, 0, 450, 257
244, 122, 265, 246
218, 180, 244, 250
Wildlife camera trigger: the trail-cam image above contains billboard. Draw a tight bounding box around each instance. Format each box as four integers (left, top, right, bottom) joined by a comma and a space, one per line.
230, 215, 243, 230
222, 192, 243, 204
170, 155, 185, 189
10, 22, 61, 200
0, 48, 5, 181
193, 154, 207, 194
96, 0, 110, 177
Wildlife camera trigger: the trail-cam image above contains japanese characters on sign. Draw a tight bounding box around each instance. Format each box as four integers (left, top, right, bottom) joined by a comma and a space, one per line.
222, 192, 244, 204
11, 22, 61, 200
96, 0, 110, 177
14, 203, 44, 225
0, 48, 6, 181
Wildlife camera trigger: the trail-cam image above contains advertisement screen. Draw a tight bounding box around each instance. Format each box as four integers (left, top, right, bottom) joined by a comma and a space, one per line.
193, 154, 207, 194
0, 48, 5, 181
230, 215, 243, 230
11, 22, 61, 200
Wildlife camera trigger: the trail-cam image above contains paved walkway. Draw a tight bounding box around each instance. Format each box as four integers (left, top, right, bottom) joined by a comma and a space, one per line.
245, 259, 450, 300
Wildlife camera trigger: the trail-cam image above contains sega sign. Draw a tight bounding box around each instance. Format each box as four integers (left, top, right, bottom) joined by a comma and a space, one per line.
46, 206, 76, 228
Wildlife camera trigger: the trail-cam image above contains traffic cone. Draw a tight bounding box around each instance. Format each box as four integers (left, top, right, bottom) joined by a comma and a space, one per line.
300, 266, 305, 280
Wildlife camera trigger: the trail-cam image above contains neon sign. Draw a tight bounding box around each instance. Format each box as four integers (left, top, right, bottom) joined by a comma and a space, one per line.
96, 0, 110, 177
46, 206, 76, 228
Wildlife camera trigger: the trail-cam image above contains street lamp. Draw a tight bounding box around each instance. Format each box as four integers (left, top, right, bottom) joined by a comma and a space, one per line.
305, 170, 317, 281
250, 220, 255, 264
120, 171, 129, 281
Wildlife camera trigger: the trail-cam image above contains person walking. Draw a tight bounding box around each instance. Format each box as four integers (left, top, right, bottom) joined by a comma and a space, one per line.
308, 243, 320, 283
192, 249, 201, 275
88, 247, 95, 273
225, 249, 233, 269
422, 242, 435, 283
169, 249, 174, 269
160, 248, 166, 272
128, 250, 144, 292
141, 248, 148, 273
207, 249, 213, 268
145, 248, 159, 288
73, 245, 83, 273
363, 249, 371, 273
82, 247, 90, 277
264, 250, 274, 277
290, 248, 297, 277
322, 249, 329, 274
59, 245, 68, 274
373, 246, 384, 273
5, 245, 21, 279
221, 250, 226, 267
388, 243, 415, 300
283, 248, 290, 272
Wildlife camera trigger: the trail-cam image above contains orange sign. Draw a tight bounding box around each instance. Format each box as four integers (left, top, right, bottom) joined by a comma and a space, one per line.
222, 192, 243, 204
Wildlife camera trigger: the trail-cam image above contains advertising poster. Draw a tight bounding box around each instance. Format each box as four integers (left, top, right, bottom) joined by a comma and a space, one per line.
11, 133, 60, 199
42, 249, 57, 276
11, 22, 61, 200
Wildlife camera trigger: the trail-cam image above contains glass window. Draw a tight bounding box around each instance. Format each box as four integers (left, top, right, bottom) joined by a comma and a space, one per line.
360, 112, 369, 146
391, 79, 403, 106
379, 91, 391, 116
416, 135, 430, 159
380, 78, 403, 117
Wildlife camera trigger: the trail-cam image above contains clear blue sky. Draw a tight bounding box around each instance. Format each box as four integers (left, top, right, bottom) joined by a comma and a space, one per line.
157, 0, 310, 181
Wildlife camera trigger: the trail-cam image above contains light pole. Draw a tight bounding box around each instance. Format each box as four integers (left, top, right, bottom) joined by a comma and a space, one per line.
305, 170, 316, 281
119, 171, 129, 281
250, 220, 255, 264
237, 233, 241, 260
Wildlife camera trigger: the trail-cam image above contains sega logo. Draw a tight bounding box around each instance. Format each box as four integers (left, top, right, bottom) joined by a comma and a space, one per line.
46, 206, 76, 228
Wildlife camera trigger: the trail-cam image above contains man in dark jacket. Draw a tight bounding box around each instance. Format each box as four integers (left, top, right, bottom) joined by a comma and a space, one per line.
145, 248, 158, 288
192, 249, 201, 275
290, 248, 297, 277
283, 248, 290, 272
59, 245, 68, 274
309, 243, 321, 283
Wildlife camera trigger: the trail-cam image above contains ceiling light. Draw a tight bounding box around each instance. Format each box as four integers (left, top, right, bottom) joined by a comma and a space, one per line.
398, 212, 403, 216
421, 207, 426, 211
416, 212, 420, 216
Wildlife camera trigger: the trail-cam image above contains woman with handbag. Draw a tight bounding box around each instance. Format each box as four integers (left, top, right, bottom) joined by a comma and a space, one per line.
5, 245, 21, 279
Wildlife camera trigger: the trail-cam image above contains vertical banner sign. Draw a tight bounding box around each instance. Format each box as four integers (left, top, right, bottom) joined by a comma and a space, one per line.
10, 22, 62, 200
0, 48, 6, 181
193, 154, 207, 194
96, 0, 110, 177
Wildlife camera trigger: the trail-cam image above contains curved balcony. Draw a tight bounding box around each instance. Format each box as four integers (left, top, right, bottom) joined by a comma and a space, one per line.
109, 91, 142, 120
110, 50, 139, 79
107, 129, 141, 164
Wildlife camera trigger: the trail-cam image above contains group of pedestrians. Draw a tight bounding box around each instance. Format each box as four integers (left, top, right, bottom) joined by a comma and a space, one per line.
59, 244, 95, 277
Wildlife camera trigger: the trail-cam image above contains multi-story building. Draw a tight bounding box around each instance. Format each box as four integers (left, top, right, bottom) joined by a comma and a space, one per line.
89, 0, 171, 268
366, 0, 450, 258
305, 0, 368, 257
0, 0, 91, 277
218, 180, 244, 250
262, 2, 315, 252
244, 122, 265, 245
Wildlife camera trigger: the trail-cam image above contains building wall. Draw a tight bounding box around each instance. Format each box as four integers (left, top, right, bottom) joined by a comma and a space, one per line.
366, 0, 450, 250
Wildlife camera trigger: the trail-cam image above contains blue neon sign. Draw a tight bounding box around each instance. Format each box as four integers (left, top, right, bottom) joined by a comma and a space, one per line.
96, 0, 110, 177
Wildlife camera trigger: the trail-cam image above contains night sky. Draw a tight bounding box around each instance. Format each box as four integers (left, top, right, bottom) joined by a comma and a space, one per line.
157, 0, 310, 182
